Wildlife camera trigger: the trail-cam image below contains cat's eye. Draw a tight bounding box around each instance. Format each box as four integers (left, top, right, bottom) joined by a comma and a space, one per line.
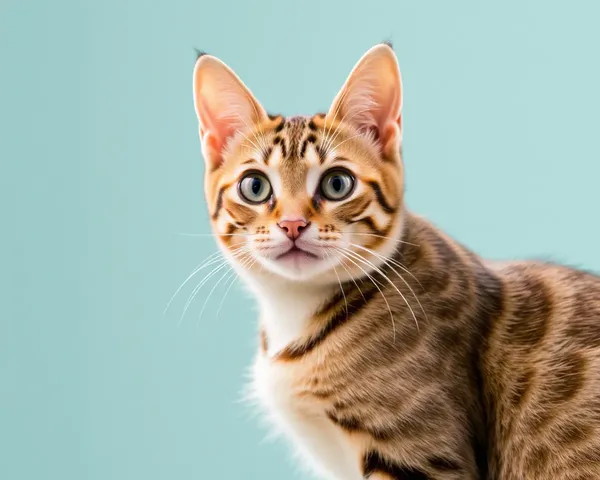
238, 172, 272, 204
319, 169, 355, 201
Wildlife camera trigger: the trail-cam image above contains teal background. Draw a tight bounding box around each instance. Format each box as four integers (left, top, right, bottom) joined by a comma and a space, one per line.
2, 0, 600, 479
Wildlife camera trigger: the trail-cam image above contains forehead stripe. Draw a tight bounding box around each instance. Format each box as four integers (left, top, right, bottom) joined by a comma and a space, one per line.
273, 116, 285, 133
262, 146, 273, 165
299, 133, 317, 158
279, 138, 288, 158
317, 145, 327, 164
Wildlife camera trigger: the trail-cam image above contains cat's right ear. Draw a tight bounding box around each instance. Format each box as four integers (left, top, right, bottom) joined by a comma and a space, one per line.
326, 44, 403, 158
193, 54, 267, 170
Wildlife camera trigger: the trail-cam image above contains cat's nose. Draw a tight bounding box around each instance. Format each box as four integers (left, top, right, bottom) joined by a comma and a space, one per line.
278, 218, 309, 240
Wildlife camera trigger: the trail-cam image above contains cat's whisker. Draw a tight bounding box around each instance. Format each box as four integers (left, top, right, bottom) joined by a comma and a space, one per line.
341, 247, 420, 333
324, 106, 373, 154
350, 233, 419, 247
324, 100, 377, 154
329, 132, 368, 152
196, 264, 235, 327
321, 84, 353, 152
350, 241, 425, 291
330, 248, 367, 304
163, 250, 225, 316
319, 108, 335, 155
342, 246, 420, 332
197, 250, 254, 326
215, 253, 257, 319
324, 249, 349, 321
322, 114, 346, 154
245, 90, 270, 153
215, 268, 239, 317
234, 125, 262, 154
334, 248, 397, 341
179, 259, 229, 326
175, 232, 256, 238
320, 113, 338, 155
234, 112, 264, 153
349, 242, 428, 322
179, 247, 250, 326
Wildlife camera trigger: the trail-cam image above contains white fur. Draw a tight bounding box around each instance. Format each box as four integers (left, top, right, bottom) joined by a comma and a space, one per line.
249, 278, 364, 480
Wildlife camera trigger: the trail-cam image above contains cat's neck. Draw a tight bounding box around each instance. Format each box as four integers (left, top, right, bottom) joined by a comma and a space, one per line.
243, 212, 417, 356
248, 275, 338, 356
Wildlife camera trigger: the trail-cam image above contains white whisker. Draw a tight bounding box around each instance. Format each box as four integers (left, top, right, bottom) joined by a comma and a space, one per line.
234, 118, 262, 153
245, 91, 270, 153
197, 249, 253, 327
331, 248, 367, 304
179, 259, 229, 326
334, 248, 397, 341
341, 247, 419, 333
350, 243, 428, 322
324, 106, 373, 154
215, 254, 258, 319
163, 250, 224, 316
329, 132, 367, 152
324, 249, 348, 321
178, 247, 249, 326
175, 232, 255, 238
350, 232, 419, 247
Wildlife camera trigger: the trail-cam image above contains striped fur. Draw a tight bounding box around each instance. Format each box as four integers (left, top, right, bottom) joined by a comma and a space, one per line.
193, 45, 600, 479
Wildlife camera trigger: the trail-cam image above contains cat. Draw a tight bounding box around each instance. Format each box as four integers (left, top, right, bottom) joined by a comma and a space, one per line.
191, 43, 600, 479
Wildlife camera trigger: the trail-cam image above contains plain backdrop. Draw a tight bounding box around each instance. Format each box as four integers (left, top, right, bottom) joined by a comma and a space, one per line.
2, 0, 600, 479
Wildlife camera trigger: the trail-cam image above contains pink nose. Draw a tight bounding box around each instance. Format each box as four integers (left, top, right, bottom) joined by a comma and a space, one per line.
278, 218, 309, 240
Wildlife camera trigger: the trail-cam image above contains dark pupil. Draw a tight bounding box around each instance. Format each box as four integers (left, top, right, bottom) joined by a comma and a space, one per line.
251, 178, 262, 195
331, 176, 343, 192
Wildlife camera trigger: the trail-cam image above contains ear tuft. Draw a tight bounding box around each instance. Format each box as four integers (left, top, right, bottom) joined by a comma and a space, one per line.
326, 44, 403, 157
193, 55, 267, 169
194, 48, 208, 60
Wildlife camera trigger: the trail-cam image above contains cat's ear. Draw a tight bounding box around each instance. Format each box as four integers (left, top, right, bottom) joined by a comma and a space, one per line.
193, 54, 268, 169
326, 44, 403, 156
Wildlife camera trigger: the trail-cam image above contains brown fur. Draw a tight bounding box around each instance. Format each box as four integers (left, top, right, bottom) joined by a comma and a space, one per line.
195, 47, 600, 479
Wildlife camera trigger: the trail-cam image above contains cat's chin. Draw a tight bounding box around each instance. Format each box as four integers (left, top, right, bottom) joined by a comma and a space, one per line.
255, 251, 336, 283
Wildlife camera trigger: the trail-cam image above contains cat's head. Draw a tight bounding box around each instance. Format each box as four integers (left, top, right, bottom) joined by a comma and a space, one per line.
192, 44, 405, 284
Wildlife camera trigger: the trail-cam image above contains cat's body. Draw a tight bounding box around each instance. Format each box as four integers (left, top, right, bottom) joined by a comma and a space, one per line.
253, 212, 600, 479
192, 44, 600, 479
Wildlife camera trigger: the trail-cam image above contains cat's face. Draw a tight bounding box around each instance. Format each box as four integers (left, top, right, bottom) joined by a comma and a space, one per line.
193, 44, 404, 283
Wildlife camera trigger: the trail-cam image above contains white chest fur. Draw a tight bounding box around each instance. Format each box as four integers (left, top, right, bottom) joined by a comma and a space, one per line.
243, 276, 365, 479
252, 354, 363, 480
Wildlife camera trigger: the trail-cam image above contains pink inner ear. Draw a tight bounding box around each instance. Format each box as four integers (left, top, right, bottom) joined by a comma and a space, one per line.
198, 97, 236, 157
326, 45, 403, 155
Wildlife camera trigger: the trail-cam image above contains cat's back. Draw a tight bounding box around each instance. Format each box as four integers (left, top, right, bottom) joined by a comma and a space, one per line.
481, 260, 600, 479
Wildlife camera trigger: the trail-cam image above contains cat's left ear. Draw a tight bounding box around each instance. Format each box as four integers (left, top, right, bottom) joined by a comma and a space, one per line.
193, 54, 268, 169
326, 43, 403, 156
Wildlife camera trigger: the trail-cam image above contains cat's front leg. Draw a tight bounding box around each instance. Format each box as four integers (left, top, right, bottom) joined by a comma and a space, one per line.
253, 356, 363, 479
280, 411, 364, 480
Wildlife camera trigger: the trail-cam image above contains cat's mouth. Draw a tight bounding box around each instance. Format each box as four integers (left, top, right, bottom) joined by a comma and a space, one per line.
275, 245, 319, 261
